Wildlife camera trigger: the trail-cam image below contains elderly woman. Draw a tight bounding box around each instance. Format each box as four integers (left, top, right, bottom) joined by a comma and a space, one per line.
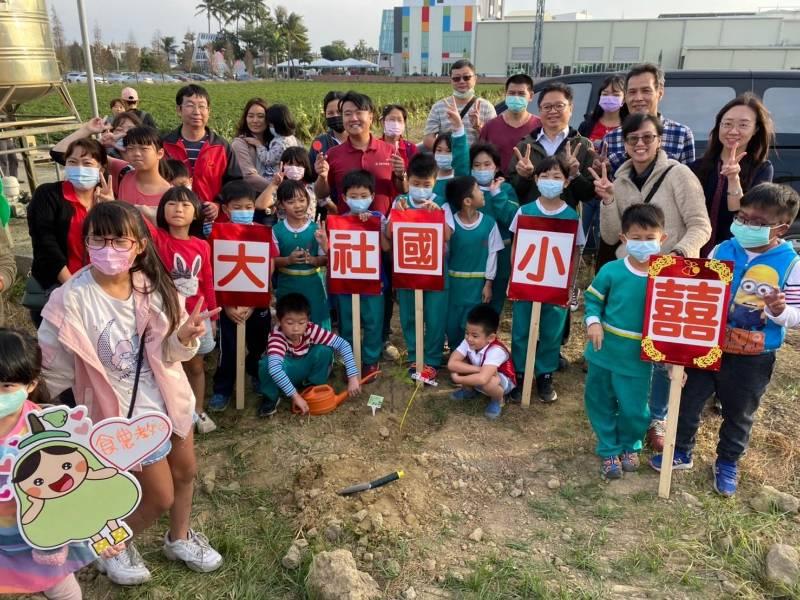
594, 113, 711, 259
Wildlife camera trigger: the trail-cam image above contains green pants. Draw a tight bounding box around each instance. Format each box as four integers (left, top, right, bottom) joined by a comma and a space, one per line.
489, 245, 511, 317
446, 276, 484, 348
276, 272, 331, 330
258, 344, 333, 401
337, 293, 384, 366
584, 362, 651, 456
397, 287, 448, 368
511, 301, 567, 376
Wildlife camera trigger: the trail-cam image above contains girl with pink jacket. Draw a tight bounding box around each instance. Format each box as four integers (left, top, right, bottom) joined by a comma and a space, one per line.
37, 202, 223, 586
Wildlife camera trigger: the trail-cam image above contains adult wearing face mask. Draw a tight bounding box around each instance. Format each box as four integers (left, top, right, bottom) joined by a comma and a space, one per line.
423, 60, 496, 149
309, 91, 347, 172
508, 82, 595, 207
479, 74, 541, 173
25, 138, 114, 326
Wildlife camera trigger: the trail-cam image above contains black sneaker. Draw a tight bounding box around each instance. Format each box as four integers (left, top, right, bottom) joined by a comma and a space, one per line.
558, 353, 568, 372
536, 373, 558, 403
257, 397, 280, 418
508, 376, 524, 404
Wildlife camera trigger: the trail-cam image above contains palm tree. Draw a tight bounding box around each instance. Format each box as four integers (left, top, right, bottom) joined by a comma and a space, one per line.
224, 0, 247, 35
195, 0, 214, 34
161, 36, 177, 57
275, 6, 310, 74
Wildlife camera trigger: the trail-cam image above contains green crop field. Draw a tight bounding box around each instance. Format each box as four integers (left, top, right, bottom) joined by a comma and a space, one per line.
21, 81, 505, 143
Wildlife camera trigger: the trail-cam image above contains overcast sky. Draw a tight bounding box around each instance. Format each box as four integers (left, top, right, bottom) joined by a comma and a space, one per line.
53, 0, 792, 50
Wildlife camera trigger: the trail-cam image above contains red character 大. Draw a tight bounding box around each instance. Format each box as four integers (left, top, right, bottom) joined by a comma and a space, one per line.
217, 243, 267, 288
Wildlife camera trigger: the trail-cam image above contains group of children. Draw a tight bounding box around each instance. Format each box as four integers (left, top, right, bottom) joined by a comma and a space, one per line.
2, 85, 799, 599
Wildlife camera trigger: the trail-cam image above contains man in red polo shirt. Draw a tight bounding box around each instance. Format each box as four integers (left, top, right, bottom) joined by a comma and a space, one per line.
314, 91, 407, 216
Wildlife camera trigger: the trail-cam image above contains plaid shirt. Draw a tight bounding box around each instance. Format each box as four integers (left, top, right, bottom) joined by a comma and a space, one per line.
604, 117, 695, 176
424, 96, 497, 147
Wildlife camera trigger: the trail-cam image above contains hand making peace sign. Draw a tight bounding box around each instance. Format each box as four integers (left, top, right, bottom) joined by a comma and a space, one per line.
513, 144, 535, 178
94, 172, 114, 203
588, 162, 614, 203
444, 97, 464, 131
719, 143, 747, 182
563, 140, 582, 179
177, 297, 222, 347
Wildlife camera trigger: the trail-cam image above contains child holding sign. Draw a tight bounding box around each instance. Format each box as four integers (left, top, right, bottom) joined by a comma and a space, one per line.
447, 304, 516, 419
444, 176, 504, 347
509, 157, 584, 403
259, 293, 361, 416
37, 202, 223, 585
651, 183, 800, 496
584, 204, 665, 479
209, 181, 274, 413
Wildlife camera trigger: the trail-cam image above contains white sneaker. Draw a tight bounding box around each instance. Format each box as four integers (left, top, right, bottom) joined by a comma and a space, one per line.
569, 287, 581, 312
96, 543, 152, 585
195, 412, 217, 434
383, 341, 400, 361
162, 529, 223, 573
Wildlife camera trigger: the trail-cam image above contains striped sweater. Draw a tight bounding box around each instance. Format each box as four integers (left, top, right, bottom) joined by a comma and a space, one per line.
266, 323, 357, 396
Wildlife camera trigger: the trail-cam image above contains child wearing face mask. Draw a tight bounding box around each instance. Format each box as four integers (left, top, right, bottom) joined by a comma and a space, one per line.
208, 181, 277, 413
323, 170, 389, 379
584, 204, 664, 480
257, 104, 300, 182
651, 183, 800, 497
0, 328, 119, 599
432, 100, 470, 201
469, 143, 520, 317
37, 202, 224, 586
509, 157, 585, 405
387, 153, 452, 384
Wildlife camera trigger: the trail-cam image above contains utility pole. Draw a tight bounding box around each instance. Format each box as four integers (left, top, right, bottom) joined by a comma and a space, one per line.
77, 0, 99, 117
531, 0, 545, 79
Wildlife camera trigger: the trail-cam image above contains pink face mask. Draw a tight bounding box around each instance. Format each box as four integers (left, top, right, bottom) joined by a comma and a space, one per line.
384, 121, 405, 137
88, 246, 135, 276
284, 165, 305, 180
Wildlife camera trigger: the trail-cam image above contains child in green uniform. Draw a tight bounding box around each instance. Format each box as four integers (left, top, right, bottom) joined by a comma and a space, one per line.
334, 170, 388, 378
509, 157, 585, 404
272, 180, 330, 329
469, 143, 520, 316
387, 153, 451, 383
432, 98, 470, 201
584, 204, 665, 479
444, 176, 504, 347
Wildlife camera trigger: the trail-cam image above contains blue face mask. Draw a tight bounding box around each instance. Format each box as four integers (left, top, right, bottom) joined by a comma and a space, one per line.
471, 169, 495, 186
730, 220, 773, 249
64, 166, 100, 190
408, 186, 434, 202
626, 239, 661, 262
229, 209, 255, 225
0, 387, 27, 418
346, 197, 373, 214
537, 178, 564, 199
505, 95, 529, 113
202, 221, 213, 237
435, 153, 453, 170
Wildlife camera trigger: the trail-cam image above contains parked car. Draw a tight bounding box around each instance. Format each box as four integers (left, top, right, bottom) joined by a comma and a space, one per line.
106, 72, 128, 83
65, 72, 84, 83
497, 70, 800, 251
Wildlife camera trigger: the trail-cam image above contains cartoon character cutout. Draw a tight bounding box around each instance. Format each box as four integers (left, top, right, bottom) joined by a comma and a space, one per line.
172, 253, 201, 298
724, 264, 779, 354
8, 409, 142, 556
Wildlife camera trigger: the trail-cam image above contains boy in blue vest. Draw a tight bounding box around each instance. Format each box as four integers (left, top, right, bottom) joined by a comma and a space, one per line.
650, 183, 800, 496
444, 175, 505, 348
447, 303, 516, 419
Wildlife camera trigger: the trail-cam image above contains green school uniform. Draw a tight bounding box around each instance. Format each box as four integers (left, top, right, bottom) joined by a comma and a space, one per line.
273, 219, 330, 329
446, 212, 502, 346
510, 200, 576, 377
479, 182, 519, 316
433, 128, 471, 201
583, 257, 652, 456
392, 195, 449, 368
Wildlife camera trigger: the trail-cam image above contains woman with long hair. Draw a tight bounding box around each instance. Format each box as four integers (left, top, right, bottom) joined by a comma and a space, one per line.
230, 97, 272, 192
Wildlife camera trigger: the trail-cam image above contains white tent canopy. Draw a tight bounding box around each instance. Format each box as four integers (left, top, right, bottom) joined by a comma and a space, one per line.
275, 60, 310, 67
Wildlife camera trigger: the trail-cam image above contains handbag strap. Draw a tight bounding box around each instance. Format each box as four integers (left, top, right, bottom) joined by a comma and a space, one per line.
127, 328, 147, 419
458, 97, 477, 120
643, 165, 676, 204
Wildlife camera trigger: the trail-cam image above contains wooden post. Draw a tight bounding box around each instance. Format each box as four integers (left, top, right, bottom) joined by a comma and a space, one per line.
352, 294, 362, 370
658, 364, 685, 499
414, 289, 424, 377
521, 302, 542, 408
235, 320, 246, 410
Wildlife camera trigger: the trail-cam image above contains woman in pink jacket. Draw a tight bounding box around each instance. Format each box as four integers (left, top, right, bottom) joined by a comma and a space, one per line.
37, 201, 223, 586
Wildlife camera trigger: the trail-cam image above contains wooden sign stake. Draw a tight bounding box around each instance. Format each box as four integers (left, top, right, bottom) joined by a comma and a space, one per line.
414, 289, 424, 377
520, 302, 542, 408
235, 320, 246, 410
658, 364, 686, 499
352, 294, 362, 370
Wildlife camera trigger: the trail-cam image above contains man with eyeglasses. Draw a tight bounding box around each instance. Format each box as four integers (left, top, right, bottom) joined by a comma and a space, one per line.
422, 59, 496, 149
508, 82, 595, 207
120, 87, 157, 129
162, 85, 241, 222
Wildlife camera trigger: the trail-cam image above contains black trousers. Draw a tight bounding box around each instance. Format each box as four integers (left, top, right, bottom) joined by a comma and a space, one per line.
213, 308, 271, 396
675, 352, 776, 463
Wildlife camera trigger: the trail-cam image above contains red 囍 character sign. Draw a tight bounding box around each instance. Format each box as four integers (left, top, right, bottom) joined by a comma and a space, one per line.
390, 208, 445, 291
507, 216, 579, 307
210, 222, 272, 307
326, 215, 382, 295
641, 256, 734, 370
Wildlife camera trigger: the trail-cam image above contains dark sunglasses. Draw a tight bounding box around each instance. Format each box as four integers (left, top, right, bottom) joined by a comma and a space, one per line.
451, 75, 473, 83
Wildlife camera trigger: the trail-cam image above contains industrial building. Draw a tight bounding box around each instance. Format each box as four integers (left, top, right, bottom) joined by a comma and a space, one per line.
379, 5, 800, 77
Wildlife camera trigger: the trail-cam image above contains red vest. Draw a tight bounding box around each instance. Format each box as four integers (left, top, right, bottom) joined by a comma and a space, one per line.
480, 339, 517, 386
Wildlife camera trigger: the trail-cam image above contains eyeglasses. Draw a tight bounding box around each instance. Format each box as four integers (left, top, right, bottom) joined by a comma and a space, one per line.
720, 120, 754, 131
451, 75, 473, 83
540, 102, 568, 113
85, 236, 136, 252
182, 103, 209, 113
624, 134, 659, 146
733, 216, 781, 229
